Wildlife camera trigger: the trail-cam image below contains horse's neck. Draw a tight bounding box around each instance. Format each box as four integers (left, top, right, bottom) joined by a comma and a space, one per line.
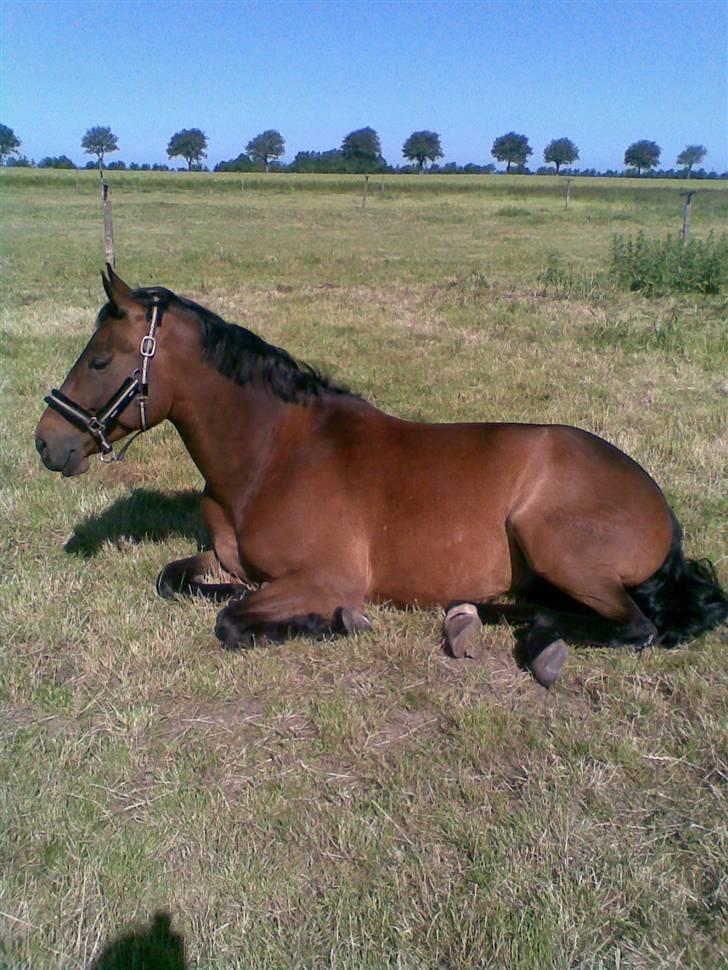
169, 366, 287, 500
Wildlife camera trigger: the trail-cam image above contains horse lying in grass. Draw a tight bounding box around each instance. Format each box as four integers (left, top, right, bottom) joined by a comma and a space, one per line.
35, 269, 728, 687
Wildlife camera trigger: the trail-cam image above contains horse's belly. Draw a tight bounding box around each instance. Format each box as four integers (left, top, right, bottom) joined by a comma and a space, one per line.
369, 522, 513, 608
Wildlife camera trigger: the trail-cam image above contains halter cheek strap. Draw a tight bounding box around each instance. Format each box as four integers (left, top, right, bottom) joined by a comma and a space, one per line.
137, 300, 162, 432
44, 298, 164, 463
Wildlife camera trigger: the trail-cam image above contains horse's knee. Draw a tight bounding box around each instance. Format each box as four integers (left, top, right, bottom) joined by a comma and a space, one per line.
214, 600, 256, 648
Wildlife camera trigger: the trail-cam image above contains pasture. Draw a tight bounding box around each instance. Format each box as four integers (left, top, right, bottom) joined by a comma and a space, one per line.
1, 170, 727, 969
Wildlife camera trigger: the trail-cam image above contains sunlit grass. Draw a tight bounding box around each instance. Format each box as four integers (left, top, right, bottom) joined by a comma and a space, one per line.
1, 172, 726, 969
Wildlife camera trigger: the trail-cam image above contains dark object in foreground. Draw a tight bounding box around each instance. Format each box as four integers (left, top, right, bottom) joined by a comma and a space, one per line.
88, 910, 186, 970
36, 269, 728, 687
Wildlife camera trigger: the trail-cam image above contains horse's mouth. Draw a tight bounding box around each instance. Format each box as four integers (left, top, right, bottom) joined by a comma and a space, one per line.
62, 452, 91, 477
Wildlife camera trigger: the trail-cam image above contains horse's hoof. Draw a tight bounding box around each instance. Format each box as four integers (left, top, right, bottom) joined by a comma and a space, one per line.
219, 634, 255, 651
529, 638, 567, 688
156, 567, 181, 599
336, 607, 372, 636
444, 603, 482, 659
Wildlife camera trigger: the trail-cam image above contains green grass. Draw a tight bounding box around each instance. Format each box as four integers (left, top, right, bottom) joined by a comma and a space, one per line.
1, 171, 727, 969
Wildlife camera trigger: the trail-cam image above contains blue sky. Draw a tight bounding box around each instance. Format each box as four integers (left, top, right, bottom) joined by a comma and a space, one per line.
1, 0, 726, 171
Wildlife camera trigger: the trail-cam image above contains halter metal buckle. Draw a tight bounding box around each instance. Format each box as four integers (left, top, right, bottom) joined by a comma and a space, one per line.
140, 335, 157, 357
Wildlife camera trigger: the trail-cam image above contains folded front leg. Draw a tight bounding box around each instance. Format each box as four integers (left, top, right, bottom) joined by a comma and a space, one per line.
213, 573, 370, 649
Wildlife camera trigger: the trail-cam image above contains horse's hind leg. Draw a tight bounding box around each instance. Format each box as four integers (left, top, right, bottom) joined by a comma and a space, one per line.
523, 581, 656, 686
510, 509, 662, 684
213, 573, 370, 649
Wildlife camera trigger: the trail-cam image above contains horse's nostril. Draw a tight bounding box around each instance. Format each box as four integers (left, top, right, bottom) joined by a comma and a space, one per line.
35, 435, 48, 458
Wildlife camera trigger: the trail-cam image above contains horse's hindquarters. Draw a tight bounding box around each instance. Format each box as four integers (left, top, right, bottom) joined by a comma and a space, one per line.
363, 421, 674, 610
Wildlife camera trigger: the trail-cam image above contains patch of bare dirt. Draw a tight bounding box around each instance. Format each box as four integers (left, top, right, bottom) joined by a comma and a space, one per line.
0, 705, 75, 740
365, 709, 439, 750
155, 696, 268, 743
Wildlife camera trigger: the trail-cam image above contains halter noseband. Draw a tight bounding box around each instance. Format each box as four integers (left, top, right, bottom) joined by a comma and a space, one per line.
44, 298, 164, 463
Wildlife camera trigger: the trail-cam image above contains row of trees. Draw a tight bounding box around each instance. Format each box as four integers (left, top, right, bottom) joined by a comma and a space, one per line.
78, 125, 210, 170
217, 127, 448, 174
0, 122, 712, 178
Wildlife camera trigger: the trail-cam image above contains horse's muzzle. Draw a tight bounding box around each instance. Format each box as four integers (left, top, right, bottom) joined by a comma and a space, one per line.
35, 431, 90, 477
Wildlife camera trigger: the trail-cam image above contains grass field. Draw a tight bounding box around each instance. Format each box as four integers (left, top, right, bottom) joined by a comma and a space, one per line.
1, 170, 726, 969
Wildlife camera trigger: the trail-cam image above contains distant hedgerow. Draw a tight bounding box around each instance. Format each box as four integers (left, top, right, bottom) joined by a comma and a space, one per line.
609, 231, 728, 296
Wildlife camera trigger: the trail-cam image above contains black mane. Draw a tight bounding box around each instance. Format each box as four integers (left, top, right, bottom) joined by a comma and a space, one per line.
106, 286, 353, 405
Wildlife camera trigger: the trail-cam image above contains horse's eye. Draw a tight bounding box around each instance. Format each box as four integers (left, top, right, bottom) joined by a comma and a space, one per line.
90, 355, 111, 370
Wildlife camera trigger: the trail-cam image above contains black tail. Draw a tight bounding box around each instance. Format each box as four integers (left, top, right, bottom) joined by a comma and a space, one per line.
630, 517, 728, 647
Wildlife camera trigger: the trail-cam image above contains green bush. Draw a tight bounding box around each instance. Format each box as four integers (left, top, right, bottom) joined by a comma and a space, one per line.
538, 252, 606, 301
609, 231, 728, 295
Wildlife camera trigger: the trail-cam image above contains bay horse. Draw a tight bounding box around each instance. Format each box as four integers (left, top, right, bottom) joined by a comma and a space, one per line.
35, 269, 727, 687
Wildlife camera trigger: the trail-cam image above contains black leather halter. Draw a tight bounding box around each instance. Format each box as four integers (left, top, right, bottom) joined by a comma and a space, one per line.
44, 298, 164, 463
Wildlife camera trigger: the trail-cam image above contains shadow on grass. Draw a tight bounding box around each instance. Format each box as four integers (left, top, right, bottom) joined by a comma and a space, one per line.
65, 488, 209, 558
88, 911, 186, 969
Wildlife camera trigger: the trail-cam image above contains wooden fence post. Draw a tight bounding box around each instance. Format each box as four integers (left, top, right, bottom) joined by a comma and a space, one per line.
680, 191, 694, 246
100, 168, 115, 268
564, 178, 572, 211
362, 175, 369, 208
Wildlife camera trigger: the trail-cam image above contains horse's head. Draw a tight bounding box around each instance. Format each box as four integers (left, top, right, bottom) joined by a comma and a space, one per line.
35, 268, 175, 476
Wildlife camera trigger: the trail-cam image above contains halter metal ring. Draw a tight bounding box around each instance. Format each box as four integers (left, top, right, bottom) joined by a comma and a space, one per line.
140, 335, 157, 357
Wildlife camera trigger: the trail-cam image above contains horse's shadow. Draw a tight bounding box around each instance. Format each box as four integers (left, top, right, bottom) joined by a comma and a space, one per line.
65, 488, 208, 558
88, 910, 187, 969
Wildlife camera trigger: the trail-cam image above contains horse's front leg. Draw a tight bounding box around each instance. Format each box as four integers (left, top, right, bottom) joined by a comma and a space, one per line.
213, 573, 371, 649
157, 492, 251, 602
156, 550, 249, 602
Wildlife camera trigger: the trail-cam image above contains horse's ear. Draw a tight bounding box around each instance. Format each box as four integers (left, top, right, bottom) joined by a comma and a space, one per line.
101, 264, 137, 311
101, 267, 114, 303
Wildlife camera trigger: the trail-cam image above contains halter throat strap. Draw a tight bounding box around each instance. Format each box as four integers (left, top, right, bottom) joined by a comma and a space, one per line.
44, 297, 164, 463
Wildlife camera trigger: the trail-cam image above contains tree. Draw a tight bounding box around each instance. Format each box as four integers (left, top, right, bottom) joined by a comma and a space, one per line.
215, 153, 255, 173
245, 130, 285, 172
166, 128, 208, 170
290, 149, 347, 174
81, 125, 118, 167
624, 140, 660, 176
677, 144, 707, 178
491, 132, 533, 172
341, 127, 381, 163
0, 124, 21, 163
543, 137, 579, 173
402, 130, 443, 172
38, 155, 75, 169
